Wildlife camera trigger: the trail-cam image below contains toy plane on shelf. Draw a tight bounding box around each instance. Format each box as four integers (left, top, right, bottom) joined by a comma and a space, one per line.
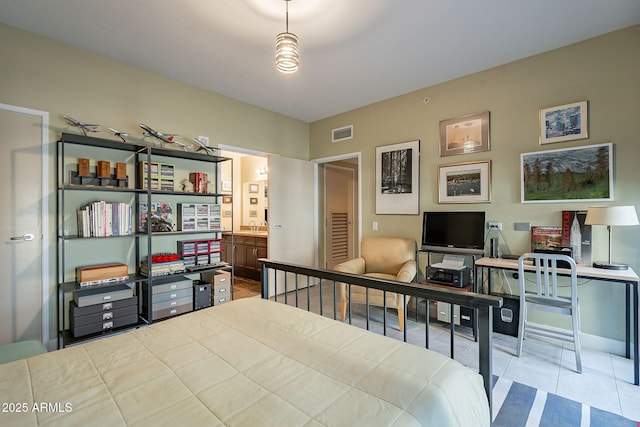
139, 124, 190, 151
108, 128, 129, 142
192, 137, 218, 156
62, 115, 99, 136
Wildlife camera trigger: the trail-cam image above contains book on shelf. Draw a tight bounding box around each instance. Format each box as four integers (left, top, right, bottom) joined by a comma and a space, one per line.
561, 210, 592, 265
77, 201, 132, 237
530, 226, 563, 251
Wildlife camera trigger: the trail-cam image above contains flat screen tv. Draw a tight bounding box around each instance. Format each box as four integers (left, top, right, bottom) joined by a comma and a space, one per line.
421, 211, 486, 255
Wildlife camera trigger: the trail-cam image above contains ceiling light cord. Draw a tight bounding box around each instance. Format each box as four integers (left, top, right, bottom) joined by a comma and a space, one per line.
275, 0, 299, 74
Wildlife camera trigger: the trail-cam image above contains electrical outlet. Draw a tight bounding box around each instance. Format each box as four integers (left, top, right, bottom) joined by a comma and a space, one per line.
372, 221, 378, 231
487, 221, 502, 230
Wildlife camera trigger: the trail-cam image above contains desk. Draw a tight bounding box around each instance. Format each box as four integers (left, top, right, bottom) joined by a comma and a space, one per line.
475, 256, 640, 385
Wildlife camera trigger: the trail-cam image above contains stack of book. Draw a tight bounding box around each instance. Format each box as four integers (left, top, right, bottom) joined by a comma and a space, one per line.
76, 201, 133, 237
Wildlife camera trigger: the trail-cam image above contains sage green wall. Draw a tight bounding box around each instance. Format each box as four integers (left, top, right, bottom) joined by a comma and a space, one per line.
0, 24, 309, 159
0, 23, 308, 343
309, 26, 640, 346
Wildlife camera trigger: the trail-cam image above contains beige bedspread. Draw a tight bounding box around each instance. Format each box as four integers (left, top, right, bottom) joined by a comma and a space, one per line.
0, 298, 489, 426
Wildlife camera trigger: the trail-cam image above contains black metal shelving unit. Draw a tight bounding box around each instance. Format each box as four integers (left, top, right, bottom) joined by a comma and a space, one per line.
56, 132, 233, 348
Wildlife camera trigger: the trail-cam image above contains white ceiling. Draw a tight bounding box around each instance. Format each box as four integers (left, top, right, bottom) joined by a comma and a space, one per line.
1, 0, 639, 123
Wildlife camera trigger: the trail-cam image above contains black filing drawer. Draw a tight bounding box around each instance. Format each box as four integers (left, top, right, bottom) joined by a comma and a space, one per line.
73, 283, 134, 307
69, 297, 138, 338
71, 314, 139, 338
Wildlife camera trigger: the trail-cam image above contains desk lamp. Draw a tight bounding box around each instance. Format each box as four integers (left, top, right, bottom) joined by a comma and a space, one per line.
585, 205, 639, 270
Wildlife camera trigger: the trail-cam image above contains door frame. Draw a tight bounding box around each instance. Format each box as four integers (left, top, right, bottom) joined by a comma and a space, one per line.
313, 152, 362, 264
0, 103, 50, 347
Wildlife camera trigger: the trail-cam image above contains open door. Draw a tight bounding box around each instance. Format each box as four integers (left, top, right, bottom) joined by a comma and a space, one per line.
325, 163, 357, 270
267, 154, 316, 296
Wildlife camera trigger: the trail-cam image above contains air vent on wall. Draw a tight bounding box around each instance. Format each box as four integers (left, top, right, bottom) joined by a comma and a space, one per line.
332, 125, 353, 143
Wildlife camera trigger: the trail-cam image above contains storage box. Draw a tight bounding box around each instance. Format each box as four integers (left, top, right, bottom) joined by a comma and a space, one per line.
201, 270, 230, 286
73, 283, 133, 307
70, 301, 137, 327
71, 313, 138, 338
69, 296, 136, 317
194, 281, 212, 310
77, 263, 128, 286
493, 294, 520, 337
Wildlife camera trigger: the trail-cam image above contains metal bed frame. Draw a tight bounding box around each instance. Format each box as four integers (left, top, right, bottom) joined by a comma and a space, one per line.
259, 259, 502, 411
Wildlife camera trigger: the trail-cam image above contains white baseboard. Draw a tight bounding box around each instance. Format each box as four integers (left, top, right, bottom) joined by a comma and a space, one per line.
580, 332, 629, 357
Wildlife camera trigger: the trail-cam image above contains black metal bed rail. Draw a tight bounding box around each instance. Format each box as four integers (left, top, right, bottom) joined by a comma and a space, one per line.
259, 258, 502, 407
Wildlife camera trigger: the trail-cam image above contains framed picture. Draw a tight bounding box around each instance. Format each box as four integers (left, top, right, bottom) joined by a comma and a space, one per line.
521, 142, 613, 203
439, 111, 490, 156
222, 210, 232, 218
539, 100, 588, 144
248, 183, 259, 193
250, 197, 258, 205
375, 140, 420, 214
222, 196, 232, 204
438, 160, 491, 204
249, 210, 257, 218
221, 181, 232, 192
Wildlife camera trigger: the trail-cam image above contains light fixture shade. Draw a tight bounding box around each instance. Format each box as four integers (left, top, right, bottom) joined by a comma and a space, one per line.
585, 206, 640, 226
276, 32, 299, 73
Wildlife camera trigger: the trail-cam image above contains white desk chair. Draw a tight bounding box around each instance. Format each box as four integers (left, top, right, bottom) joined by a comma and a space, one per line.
516, 253, 582, 373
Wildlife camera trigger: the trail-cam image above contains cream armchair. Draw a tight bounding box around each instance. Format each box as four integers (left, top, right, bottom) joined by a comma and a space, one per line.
333, 237, 417, 331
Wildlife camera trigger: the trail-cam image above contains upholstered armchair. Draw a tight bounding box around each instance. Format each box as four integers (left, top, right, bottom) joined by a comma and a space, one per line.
333, 236, 417, 331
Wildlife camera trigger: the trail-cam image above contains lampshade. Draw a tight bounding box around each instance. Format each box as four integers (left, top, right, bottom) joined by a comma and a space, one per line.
585, 206, 639, 226
585, 205, 639, 270
276, 0, 299, 73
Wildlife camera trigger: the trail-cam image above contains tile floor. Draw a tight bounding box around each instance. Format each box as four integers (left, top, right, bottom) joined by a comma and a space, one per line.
233, 280, 640, 421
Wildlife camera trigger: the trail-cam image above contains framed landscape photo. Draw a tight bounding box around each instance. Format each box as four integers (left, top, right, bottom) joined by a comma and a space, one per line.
438, 160, 491, 204
521, 142, 613, 203
539, 100, 588, 144
439, 111, 490, 156
375, 140, 420, 214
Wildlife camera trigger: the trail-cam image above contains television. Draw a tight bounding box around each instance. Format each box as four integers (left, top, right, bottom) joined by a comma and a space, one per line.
421, 211, 486, 255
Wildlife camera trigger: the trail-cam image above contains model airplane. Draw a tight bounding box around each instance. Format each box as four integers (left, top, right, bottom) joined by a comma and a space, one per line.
192, 137, 218, 156
139, 123, 191, 151
108, 128, 129, 142
62, 115, 99, 136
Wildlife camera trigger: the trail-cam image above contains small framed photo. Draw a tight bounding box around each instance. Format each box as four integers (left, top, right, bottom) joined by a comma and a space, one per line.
539, 101, 588, 144
222, 210, 232, 218
222, 196, 232, 204
438, 160, 491, 204
249, 210, 257, 218
250, 197, 258, 205
439, 111, 490, 156
221, 181, 232, 193
248, 183, 259, 193
375, 140, 420, 215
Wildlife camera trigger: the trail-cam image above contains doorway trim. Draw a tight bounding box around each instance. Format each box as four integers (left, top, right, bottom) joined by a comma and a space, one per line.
312, 152, 362, 264
0, 103, 50, 347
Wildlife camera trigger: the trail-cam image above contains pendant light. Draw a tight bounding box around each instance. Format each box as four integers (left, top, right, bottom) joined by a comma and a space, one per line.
275, 0, 299, 73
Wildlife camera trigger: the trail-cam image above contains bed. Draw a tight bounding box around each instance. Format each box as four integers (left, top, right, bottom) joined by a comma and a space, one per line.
0, 298, 489, 426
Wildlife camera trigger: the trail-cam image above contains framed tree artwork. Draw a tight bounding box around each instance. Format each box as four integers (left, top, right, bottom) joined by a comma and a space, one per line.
521, 142, 613, 203
375, 140, 420, 214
